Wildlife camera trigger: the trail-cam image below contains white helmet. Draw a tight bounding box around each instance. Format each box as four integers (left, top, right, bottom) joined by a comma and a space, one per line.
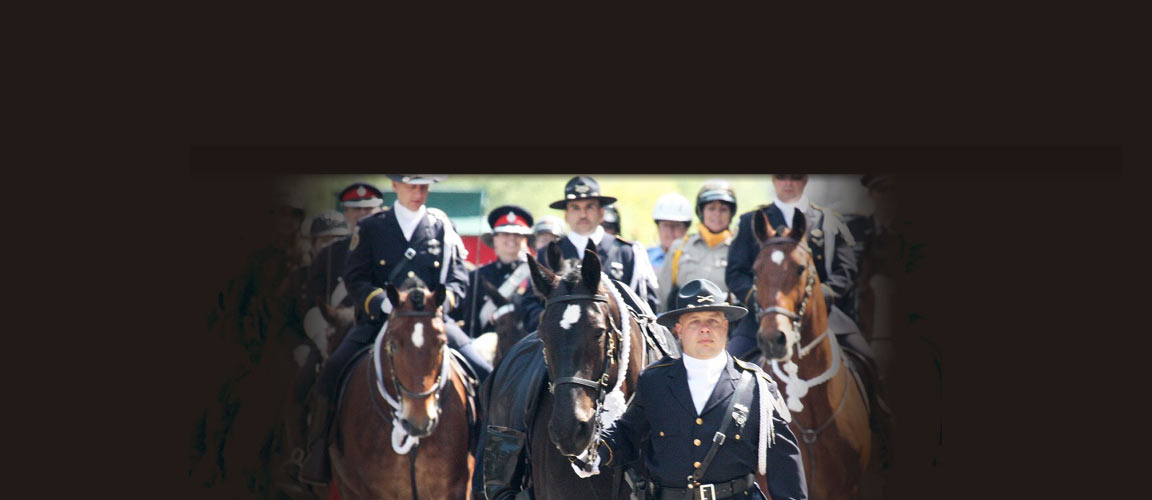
651, 192, 693, 222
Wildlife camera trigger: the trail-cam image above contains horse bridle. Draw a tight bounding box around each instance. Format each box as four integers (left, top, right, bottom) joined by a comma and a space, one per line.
540, 292, 623, 457
382, 309, 449, 415
753, 238, 817, 351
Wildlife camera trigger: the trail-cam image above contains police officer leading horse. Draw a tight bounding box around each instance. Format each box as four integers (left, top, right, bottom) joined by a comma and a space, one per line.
572, 279, 807, 500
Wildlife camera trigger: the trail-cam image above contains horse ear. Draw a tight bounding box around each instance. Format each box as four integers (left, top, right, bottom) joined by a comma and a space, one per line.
789, 211, 807, 241
752, 210, 775, 244
528, 254, 559, 299
581, 245, 602, 292
432, 283, 447, 308
386, 283, 401, 310
481, 277, 508, 307
545, 240, 564, 273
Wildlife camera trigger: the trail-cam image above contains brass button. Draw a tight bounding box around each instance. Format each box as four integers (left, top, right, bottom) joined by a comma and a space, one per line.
408, 271, 416, 278
659, 431, 665, 437
695, 418, 703, 425
693, 439, 701, 446
734, 434, 740, 440
433, 261, 440, 268
693, 461, 701, 468
379, 259, 387, 266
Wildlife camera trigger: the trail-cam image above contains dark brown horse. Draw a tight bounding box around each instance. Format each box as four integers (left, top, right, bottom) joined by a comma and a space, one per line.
328, 279, 475, 500
748, 212, 871, 500
525, 242, 647, 500
477, 277, 532, 369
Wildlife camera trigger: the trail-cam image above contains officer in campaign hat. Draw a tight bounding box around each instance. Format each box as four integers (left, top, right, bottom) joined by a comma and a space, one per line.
539, 176, 660, 311
571, 278, 807, 500
459, 205, 545, 337
300, 174, 490, 485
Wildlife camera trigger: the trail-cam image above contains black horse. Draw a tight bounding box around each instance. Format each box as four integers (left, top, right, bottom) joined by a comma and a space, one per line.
526, 243, 650, 500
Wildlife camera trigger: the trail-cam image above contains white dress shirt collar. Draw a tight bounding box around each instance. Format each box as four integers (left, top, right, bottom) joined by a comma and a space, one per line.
682, 351, 729, 414
393, 201, 427, 241
773, 194, 811, 228
566, 225, 606, 252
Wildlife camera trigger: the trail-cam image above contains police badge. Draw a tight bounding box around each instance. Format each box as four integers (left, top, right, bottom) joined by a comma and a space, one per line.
610, 261, 624, 279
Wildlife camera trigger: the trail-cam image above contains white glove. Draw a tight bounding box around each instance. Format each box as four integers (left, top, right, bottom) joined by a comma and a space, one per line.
570, 448, 601, 478
380, 294, 393, 315
478, 300, 497, 328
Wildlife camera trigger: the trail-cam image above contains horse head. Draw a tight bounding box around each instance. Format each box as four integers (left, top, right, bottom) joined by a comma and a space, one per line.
528, 240, 624, 457
480, 277, 529, 368
750, 210, 826, 361
383, 277, 449, 438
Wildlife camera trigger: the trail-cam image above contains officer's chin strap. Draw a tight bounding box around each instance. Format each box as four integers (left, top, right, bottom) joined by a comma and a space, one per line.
372, 321, 452, 455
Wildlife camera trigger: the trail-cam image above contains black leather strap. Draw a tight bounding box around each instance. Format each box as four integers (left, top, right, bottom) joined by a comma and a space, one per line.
658, 473, 755, 500
689, 371, 755, 485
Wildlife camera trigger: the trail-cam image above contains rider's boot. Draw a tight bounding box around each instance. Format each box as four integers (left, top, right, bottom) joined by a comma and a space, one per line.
299, 389, 333, 485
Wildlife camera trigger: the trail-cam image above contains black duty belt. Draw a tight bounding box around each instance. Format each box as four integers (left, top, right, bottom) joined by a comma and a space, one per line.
656, 473, 755, 500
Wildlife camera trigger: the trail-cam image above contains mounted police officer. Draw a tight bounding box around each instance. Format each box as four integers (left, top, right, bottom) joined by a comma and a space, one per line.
725, 174, 873, 365
300, 174, 491, 485
571, 279, 807, 500
537, 176, 660, 311
459, 205, 545, 337
531, 214, 567, 254
305, 182, 384, 311
657, 180, 737, 313
648, 192, 694, 273
724, 175, 890, 446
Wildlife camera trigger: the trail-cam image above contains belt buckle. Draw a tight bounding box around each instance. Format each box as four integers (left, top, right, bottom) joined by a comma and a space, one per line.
697, 484, 716, 500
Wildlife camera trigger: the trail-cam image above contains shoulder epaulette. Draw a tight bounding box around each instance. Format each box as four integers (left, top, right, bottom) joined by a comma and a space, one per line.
645, 356, 678, 370
614, 234, 634, 245
733, 358, 774, 380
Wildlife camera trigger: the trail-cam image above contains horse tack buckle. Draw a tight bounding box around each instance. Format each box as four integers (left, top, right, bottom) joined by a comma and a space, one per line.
697, 483, 716, 500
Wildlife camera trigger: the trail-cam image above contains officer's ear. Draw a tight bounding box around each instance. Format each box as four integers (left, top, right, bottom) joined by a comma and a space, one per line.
527, 253, 559, 299
386, 283, 401, 310
432, 283, 446, 309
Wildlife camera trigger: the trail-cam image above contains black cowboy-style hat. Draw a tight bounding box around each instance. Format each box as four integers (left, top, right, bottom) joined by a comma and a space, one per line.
386, 174, 446, 185
548, 175, 618, 210
338, 182, 385, 208
656, 279, 748, 329
481, 205, 536, 248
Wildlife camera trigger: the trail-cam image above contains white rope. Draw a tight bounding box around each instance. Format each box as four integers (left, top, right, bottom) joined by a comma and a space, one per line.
755, 373, 774, 476
372, 320, 452, 455
597, 273, 632, 432
770, 330, 842, 413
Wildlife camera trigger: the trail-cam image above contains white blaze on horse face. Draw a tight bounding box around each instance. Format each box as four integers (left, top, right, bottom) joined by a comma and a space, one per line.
411, 322, 425, 348
771, 250, 785, 265
560, 304, 581, 331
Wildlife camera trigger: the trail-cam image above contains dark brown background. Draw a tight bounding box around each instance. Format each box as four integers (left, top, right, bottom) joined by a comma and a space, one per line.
170, 5, 1136, 499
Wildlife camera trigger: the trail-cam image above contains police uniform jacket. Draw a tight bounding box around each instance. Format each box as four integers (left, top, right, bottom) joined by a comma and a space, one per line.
458, 257, 544, 337
538, 233, 660, 312
344, 206, 469, 326
597, 355, 807, 500
726, 203, 857, 318
657, 233, 733, 313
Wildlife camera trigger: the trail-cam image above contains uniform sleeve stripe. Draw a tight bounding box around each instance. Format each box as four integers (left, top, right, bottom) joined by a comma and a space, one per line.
364, 288, 384, 315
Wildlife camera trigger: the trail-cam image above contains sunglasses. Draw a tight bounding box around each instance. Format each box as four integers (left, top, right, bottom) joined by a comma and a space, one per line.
774, 174, 806, 181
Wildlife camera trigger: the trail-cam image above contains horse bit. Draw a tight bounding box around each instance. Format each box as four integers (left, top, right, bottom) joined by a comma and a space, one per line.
540, 292, 623, 461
